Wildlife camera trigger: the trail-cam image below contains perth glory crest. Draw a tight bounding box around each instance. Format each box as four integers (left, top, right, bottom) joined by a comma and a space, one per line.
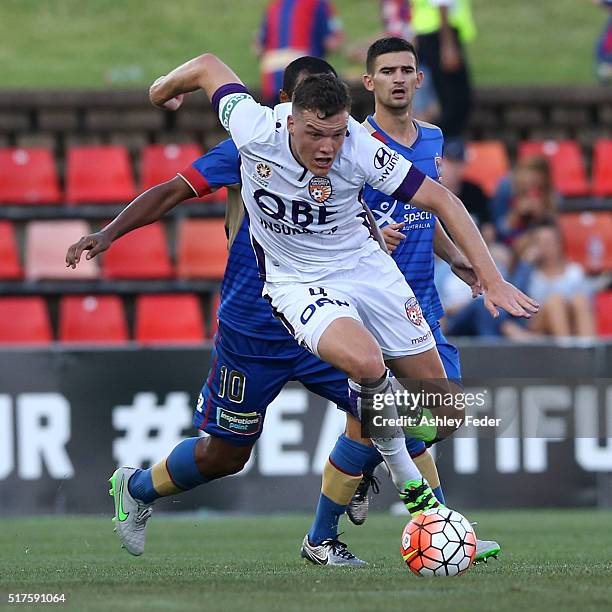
308, 176, 333, 203
405, 297, 423, 326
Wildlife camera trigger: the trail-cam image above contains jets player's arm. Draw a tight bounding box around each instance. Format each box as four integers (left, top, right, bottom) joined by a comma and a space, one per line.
65, 177, 193, 267
433, 223, 482, 298
149, 54, 243, 109
66, 140, 241, 268
406, 177, 538, 318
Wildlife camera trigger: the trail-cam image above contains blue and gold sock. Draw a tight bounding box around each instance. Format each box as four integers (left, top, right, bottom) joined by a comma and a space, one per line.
361, 445, 384, 476
128, 437, 209, 504
308, 435, 371, 545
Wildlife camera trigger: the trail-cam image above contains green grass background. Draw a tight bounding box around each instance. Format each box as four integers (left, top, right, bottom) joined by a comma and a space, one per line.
1, 510, 611, 611
0, 0, 605, 88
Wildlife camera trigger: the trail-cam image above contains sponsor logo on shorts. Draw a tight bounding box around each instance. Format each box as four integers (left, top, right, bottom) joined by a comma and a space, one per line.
308, 176, 333, 203
411, 330, 433, 345
405, 297, 424, 326
216, 407, 261, 436
220, 93, 250, 130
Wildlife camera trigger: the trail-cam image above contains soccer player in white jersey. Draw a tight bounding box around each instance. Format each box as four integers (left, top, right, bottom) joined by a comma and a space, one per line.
149, 53, 538, 520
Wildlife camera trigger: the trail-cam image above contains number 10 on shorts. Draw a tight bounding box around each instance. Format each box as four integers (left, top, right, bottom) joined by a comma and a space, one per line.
218, 366, 246, 404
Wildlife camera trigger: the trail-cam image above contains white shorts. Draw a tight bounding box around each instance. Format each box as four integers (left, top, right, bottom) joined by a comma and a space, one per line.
263, 248, 436, 359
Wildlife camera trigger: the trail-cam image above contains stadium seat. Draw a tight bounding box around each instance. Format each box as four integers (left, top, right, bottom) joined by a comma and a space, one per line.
135, 294, 205, 344
558, 212, 612, 273
591, 139, 612, 197
140, 143, 204, 190
102, 222, 173, 279
59, 295, 128, 344
65, 145, 136, 204
0, 221, 22, 279
0, 297, 52, 344
462, 141, 510, 196
25, 220, 99, 280
0, 147, 61, 204
595, 292, 612, 337
176, 218, 228, 279
518, 140, 589, 197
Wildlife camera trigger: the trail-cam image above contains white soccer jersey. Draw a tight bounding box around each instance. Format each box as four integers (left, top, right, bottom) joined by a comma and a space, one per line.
217, 88, 419, 283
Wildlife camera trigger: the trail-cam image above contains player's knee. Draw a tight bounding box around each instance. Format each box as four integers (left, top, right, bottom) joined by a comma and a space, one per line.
345, 353, 386, 382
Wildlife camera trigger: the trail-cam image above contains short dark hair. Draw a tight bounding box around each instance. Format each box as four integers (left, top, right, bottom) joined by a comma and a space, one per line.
366, 37, 419, 74
292, 73, 351, 119
282, 56, 337, 97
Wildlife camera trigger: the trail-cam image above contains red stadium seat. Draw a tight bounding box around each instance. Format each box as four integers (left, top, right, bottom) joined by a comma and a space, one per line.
0, 297, 52, 345
0, 147, 61, 204
102, 222, 173, 279
25, 220, 99, 280
0, 221, 22, 279
177, 218, 228, 280
59, 295, 128, 344
518, 140, 589, 197
596, 292, 612, 337
135, 294, 205, 345
462, 141, 510, 196
140, 143, 204, 190
558, 212, 612, 273
591, 139, 612, 197
65, 145, 136, 204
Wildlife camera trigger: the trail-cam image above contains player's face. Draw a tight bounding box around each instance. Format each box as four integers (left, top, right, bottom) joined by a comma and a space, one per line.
363, 51, 423, 110
287, 109, 348, 176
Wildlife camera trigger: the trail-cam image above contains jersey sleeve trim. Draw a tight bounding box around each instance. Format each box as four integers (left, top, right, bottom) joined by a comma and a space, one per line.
392, 165, 427, 202
211, 83, 249, 114
177, 166, 212, 197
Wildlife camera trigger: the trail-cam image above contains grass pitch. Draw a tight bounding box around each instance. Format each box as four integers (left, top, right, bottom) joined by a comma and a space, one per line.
0, 0, 604, 88
1, 510, 610, 611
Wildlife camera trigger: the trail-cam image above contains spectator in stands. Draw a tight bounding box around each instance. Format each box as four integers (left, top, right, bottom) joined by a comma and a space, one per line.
440, 139, 495, 244
491, 155, 558, 246
411, 0, 476, 141
437, 242, 535, 339
253, 0, 344, 105
595, 0, 612, 82
345, 2, 440, 122
522, 222, 595, 337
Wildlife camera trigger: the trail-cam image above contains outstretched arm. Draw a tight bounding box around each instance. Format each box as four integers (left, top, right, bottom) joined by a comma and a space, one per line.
66, 177, 193, 267
403, 176, 539, 318
149, 54, 243, 109
66, 138, 242, 268
433, 222, 482, 298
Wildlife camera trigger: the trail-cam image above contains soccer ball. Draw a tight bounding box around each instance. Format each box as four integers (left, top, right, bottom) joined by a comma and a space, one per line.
400, 507, 476, 577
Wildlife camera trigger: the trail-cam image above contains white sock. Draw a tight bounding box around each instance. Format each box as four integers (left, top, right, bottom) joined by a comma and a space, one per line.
348, 373, 421, 490
372, 436, 421, 490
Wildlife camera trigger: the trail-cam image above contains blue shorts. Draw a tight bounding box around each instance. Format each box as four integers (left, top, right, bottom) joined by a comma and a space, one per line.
194, 322, 460, 447
194, 322, 349, 445
408, 323, 461, 456
432, 323, 461, 382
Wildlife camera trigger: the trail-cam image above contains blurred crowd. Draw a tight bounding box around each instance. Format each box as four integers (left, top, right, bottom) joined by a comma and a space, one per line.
252, 0, 608, 339
436, 146, 601, 340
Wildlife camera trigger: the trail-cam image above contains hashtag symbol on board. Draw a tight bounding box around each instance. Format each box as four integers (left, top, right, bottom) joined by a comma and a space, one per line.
112, 392, 193, 468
